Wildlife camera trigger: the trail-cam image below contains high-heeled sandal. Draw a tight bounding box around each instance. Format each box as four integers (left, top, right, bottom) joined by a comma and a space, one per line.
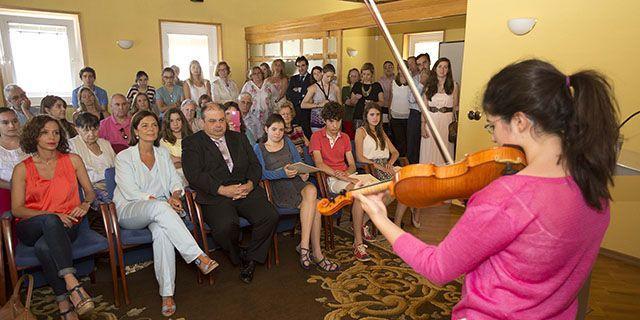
161, 297, 176, 317
194, 256, 219, 275
314, 257, 340, 272
299, 247, 312, 270
67, 285, 94, 316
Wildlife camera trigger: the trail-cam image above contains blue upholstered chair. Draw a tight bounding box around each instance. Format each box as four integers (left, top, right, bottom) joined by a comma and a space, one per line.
0, 208, 119, 306
260, 180, 300, 266
104, 167, 200, 304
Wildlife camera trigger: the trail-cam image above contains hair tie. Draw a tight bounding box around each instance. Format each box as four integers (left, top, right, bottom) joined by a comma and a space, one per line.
565, 75, 575, 97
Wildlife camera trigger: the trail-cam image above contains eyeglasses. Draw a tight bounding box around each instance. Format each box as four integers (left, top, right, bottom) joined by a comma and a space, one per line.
119, 128, 129, 140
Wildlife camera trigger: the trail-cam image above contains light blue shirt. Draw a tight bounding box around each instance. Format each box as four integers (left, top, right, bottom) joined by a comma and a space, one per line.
71, 85, 108, 108
408, 74, 424, 112
155, 86, 184, 106
113, 146, 184, 210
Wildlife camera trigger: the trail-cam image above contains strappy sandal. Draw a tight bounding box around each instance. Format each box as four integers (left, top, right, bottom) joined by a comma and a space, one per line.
161, 297, 176, 317
314, 257, 340, 272
299, 247, 312, 270
195, 256, 219, 275
59, 306, 76, 320
67, 285, 94, 316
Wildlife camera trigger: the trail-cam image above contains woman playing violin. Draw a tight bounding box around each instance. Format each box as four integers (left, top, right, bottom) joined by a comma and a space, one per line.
354, 59, 619, 319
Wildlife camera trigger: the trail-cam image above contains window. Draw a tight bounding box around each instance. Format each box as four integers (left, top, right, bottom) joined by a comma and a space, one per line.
160, 21, 221, 82
0, 9, 84, 104
406, 31, 444, 69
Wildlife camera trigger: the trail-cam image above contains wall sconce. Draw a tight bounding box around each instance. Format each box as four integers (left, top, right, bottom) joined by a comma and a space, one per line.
507, 18, 537, 36
116, 39, 134, 49
346, 48, 358, 57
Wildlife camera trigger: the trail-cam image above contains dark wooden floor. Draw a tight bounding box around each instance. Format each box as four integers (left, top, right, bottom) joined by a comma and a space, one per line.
402, 204, 640, 320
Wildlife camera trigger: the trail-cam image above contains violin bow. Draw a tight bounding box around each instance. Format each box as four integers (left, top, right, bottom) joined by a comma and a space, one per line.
363, 0, 454, 165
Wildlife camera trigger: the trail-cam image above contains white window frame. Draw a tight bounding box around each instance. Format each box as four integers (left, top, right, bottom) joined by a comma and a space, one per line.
160, 21, 221, 82
407, 31, 444, 69
0, 8, 84, 105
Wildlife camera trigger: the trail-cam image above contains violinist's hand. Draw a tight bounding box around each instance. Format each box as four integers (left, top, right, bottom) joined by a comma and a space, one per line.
352, 192, 388, 221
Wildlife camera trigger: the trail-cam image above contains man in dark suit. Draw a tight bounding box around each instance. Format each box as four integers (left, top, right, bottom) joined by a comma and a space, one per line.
182, 103, 278, 284
285, 56, 313, 138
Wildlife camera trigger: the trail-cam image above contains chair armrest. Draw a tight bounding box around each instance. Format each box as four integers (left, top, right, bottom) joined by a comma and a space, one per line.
1, 211, 18, 286
315, 172, 329, 198
0, 217, 5, 305
261, 180, 274, 203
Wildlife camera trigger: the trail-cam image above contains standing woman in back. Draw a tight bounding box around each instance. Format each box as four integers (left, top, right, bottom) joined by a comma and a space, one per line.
419, 58, 459, 165
301, 64, 341, 132
183, 60, 212, 101
211, 61, 239, 104
267, 59, 289, 110
355, 59, 619, 319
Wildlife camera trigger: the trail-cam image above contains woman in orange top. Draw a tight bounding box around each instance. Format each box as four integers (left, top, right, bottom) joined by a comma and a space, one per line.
11, 115, 96, 320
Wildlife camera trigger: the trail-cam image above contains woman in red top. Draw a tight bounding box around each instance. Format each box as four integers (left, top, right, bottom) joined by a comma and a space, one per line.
11, 115, 97, 320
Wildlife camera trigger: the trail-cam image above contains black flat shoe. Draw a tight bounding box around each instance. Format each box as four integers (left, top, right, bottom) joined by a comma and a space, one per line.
240, 260, 255, 284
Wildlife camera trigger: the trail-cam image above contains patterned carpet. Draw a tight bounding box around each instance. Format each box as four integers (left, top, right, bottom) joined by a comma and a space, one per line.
27, 226, 462, 319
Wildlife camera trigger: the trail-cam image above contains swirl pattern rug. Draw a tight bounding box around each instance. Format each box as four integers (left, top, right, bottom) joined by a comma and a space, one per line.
25, 228, 462, 319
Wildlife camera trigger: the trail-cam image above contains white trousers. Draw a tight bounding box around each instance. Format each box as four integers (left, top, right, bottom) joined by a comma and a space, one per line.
117, 200, 203, 297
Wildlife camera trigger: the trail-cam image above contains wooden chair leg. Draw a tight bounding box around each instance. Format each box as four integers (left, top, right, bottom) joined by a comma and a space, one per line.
329, 216, 335, 250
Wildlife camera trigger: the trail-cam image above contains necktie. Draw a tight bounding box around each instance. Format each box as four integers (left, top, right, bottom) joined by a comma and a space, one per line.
214, 139, 234, 172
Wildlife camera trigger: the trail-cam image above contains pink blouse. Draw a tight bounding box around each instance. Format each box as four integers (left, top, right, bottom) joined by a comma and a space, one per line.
393, 175, 609, 319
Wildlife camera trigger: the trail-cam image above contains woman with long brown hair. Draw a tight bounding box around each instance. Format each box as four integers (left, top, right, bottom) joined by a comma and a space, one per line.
419, 57, 459, 165
267, 59, 289, 109
355, 59, 619, 319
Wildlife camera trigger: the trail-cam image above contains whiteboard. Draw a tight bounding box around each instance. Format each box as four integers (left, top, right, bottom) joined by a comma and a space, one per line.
439, 41, 464, 85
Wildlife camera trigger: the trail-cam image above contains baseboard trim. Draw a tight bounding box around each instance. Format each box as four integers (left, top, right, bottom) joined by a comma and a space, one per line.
599, 247, 640, 267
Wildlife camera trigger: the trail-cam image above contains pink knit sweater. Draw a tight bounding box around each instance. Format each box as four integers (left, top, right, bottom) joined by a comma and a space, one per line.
393, 175, 609, 319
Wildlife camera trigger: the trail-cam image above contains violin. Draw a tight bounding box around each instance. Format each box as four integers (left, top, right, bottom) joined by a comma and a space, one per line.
317, 146, 527, 216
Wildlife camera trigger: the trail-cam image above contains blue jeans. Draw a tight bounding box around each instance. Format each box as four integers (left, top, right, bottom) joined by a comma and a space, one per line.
16, 214, 79, 300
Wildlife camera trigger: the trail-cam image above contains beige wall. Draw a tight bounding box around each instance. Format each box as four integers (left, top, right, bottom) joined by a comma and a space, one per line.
0, 0, 361, 100
459, 0, 640, 257
341, 15, 466, 84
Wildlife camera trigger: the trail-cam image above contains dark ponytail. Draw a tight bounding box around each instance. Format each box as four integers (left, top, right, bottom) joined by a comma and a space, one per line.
482, 59, 619, 210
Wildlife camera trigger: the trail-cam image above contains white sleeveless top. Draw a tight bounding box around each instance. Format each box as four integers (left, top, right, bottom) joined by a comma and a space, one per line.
390, 82, 411, 119
362, 131, 390, 160
0, 143, 26, 182
187, 79, 209, 100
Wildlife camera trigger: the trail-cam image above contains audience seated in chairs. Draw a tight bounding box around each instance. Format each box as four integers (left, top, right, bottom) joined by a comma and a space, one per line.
126, 70, 157, 105
253, 114, 339, 272
0, 107, 26, 215
130, 91, 160, 116
278, 102, 309, 161
69, 112, 117, 232
155, 67, 184, 115
71, 66, 108, 110
309, 101, 370, 262
223, 101, 257, 144
98, 94, 130, 154
10, 115, 97, 319
182, 103, 278, 285
3, 84, 34, 125
73, 86, 109, 123
180, 99, 203, 133
41, 95, 77, 139
159, 107, 193, 182
112, 110, 217, 317
354, 103, 414, 229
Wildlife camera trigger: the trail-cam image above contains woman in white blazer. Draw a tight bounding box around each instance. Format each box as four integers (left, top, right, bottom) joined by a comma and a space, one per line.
112, 110, 218, 317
